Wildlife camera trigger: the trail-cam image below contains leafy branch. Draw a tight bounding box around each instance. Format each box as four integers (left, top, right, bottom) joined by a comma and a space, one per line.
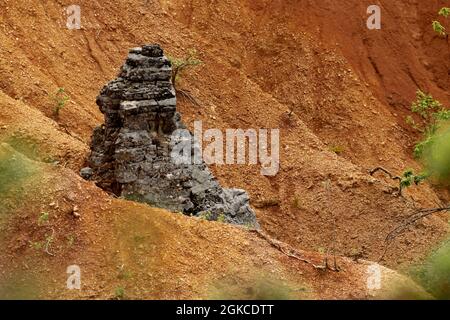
168, 49, 203, 88
439, 7, 450, 18
432, 7, 449, 36
51, 87, 70, 119
406, 90, 450, 158
369, 167, 427, 196
167, 49, 203, 106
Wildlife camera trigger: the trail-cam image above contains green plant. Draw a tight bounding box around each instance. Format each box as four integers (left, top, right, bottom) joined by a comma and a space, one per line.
168, 49, 203, 88
433, 20, 446, 36
117, 264, 132, 280
399, 169, 428, 191
51, 87, 70, 118
291, 196, 302, 209
411, 90, 443, 120
198, 211, 213, 221
44, 232, 54, 256
117, 269, 132, 280
432, 7, 449, 36
407, 90, 450, 158
369, 167, 428, 196
29, 231, 54, 255
328, 144, 345, 155
167, 49, 203, 106
38, 212, 50, 226
217, 213, 226, 223
114, 286, 125, 300
35, 212, 56, 255
133, 235, 146, 244
422, 125, 450, 186
392, 241, 450, 299
66, 234, 75, 247
405, 115, 415, 126
29, 241, 43, 250
414, 134, 436, 159
243, 221, 254, 230
438, 7, 450, 18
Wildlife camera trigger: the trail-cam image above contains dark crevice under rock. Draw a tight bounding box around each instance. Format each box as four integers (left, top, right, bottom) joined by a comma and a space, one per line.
83, 44, 259, 228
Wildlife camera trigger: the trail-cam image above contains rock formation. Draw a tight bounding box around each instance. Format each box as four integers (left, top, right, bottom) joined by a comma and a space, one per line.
83, 44, 259, 228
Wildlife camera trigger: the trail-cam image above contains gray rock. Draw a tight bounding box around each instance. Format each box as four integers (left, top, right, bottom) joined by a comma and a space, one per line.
86, 44, 259, 228
80, 167, 93, 180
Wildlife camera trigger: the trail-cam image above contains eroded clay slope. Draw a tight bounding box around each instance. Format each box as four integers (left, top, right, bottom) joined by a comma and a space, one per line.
0, 0, 448, 272
0, 144, 429, 299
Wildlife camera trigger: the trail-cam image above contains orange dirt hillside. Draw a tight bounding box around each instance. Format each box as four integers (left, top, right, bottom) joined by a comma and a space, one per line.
0, 0, 449, 299
0, 144, 429, 299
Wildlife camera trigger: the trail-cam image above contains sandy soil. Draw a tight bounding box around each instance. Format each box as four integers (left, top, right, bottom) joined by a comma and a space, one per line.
0, 0, 449, 299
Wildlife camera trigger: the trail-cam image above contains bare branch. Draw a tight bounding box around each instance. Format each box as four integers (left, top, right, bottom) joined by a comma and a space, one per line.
177, 89, 200, 107
369, 167, 402, 181
379, 205, 450, 261
250, 229, 339, 272
369, 167, 403, 195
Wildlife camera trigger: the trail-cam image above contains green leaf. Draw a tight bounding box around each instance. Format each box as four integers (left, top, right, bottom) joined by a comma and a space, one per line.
432, 21, 446, 36
438, 7, 450, 18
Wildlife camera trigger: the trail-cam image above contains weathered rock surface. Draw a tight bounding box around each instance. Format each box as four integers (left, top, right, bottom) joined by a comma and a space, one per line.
84, 44, 259, 228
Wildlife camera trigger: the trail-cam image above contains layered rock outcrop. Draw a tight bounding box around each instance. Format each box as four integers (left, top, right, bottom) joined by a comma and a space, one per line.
84, 44, 259, 227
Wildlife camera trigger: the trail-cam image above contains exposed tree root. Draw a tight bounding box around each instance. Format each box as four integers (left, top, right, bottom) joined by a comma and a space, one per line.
44, 227, 55, 257
176, 89, 200, 107
250, 229, 340, 272
379, 205, 450, 262
369, 167, 403, 196
60, 124, 85, 144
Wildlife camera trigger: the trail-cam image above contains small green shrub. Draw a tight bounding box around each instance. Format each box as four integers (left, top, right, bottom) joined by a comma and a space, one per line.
438, 7, 450, 18
117, 269, 132, 280
51, 88, 70, 118
38, 212, 50, 226
217, 213, 226, 223
29, 241, 43, 250
399, 169, 428, 191
407, 90, 450, 158
66, 234, 75, 247
328, 144, 345, 155
411, 90, 443, 120
168, 49, 203, 88
44, 233, 54, 252
432, 7, 449, 36
394, 241, 450, 299
114, 286, 126, 300
291, 196, 302, 209
198, 211, 213, 221
433, 21, 446, 36
422, 125, 450, 186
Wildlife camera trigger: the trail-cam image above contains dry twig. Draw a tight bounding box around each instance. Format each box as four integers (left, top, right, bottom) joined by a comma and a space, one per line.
177, 89, 200, 107
250, 229, 339, 272
379, 205, 450, 261
369, 167, 403, 196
